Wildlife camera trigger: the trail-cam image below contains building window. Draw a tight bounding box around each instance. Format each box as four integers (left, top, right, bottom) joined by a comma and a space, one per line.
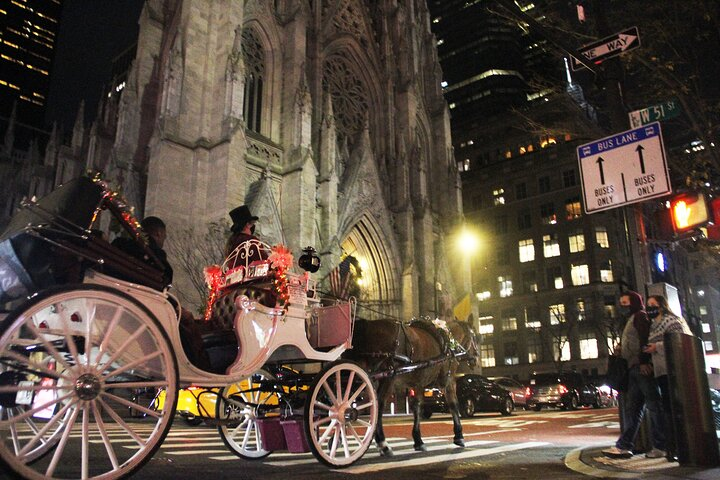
549, 303, 565, 325
540, 203, 557, 224
565, 197, 582, 220
699, 305, 708, 315
562, 169, 577, 188
480, 344, 496, 367
476, 291, 491, 302
518, 211, 532, 229
516, 182, 527, 200
458, 159, 470, 171
704, 341, 714, 352
527, 336, 542, 363
519, 239, 535, 263
498, 276, 513, 297
242, 28, 266, 134
571, 264, 590, 286
523, 270, 538, 293
493, 188, 505, 205
702, 322, 711, 333
576, 299, 585, 321
568, 231, 585, 253
502, 311, 518, 331
596, 227, 610, 248
554, 336, 571, 361
539, 176, 551, 193
543, 234, 560, 257
478, 315, 495, 335
495, 215, 508, 234
604, 296, 617, 319
504, 342, 519, 365
547, 266, 563, 289
580, 334, 599, 359
600, 261, 614, 282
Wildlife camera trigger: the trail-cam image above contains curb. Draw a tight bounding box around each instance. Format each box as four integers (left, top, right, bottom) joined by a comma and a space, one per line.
564, 447, 641, 479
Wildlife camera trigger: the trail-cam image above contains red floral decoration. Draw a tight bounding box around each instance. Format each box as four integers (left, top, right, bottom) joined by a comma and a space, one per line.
202, 264, 224, 321
269, 244, 293, 306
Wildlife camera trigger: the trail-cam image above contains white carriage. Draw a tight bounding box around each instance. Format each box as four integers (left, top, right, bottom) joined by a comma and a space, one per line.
0, 177, 378, 479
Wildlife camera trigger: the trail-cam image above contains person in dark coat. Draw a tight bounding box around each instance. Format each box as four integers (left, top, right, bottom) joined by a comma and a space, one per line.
225, 205, 267, 262
111, 216, 173, 285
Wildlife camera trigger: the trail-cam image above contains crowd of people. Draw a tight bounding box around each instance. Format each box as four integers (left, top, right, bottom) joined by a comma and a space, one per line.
602, 290, 693, 463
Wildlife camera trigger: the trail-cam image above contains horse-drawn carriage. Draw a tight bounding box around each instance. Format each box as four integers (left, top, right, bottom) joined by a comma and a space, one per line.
0, 176, 378, 479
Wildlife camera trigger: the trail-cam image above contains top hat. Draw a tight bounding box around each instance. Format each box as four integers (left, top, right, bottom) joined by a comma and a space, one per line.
229, 205, 258, 233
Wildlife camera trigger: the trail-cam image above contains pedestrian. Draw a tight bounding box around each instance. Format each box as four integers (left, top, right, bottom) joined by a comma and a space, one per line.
225, 204, 268, 262
643, 295, 692, 462
602, 290, 666, 459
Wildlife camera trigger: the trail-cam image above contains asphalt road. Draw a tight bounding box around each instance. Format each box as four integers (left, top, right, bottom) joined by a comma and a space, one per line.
1, 406, 620, 479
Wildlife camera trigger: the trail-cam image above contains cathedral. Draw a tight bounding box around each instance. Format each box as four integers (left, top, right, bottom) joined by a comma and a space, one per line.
8, 0, 469, 320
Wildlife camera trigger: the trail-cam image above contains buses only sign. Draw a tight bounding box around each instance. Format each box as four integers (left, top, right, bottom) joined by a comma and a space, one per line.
577, 122, 671, 213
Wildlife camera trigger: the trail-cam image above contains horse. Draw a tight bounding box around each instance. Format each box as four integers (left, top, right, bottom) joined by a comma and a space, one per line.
347, 318, 479, 456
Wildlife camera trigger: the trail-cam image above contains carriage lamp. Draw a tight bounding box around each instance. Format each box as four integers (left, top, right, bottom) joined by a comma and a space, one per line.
298, 246, 321, 272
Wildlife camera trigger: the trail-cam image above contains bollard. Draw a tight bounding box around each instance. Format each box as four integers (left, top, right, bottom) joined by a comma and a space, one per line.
665, 332, 720, 467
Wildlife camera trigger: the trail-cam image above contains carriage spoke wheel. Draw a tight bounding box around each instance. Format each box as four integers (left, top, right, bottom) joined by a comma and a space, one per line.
0, 285, 178, 480
217, 369, 279, 460
305, 361, 377, 468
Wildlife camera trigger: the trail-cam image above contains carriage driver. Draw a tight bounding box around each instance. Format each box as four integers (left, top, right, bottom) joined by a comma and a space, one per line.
225, 205, 268, 262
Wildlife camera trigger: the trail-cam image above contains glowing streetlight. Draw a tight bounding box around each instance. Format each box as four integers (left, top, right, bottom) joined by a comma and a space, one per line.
457, 227, 479, 255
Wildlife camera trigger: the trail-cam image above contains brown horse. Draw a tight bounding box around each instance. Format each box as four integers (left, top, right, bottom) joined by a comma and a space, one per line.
347, 318, 479, 456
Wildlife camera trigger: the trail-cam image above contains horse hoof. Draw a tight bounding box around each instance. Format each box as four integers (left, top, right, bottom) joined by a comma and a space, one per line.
414, 444, 427, 452
379, 446, 394, 457
454, 439, 466, 448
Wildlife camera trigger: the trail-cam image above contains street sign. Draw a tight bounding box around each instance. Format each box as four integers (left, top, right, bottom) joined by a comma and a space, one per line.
628, 98, 681, 128
577, 121, 671, 214
571, 27, 640, 71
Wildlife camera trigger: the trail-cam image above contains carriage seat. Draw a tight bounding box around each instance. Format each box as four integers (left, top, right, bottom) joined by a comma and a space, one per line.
208, 283, 278, 330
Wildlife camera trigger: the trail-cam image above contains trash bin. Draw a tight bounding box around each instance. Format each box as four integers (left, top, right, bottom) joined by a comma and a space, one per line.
666, 332, 720, 467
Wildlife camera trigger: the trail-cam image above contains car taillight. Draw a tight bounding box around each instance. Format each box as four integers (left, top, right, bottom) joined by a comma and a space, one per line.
409, 388, 416, 397
558, 384, 568, 394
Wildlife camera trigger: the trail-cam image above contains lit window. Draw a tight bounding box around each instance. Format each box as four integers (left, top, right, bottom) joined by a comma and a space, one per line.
498, 276, 513, 297
505, 150, 512, 159
702, 323, 711, 333
565, 198, 582, 220
519, 239, 535, 263
502, 316, 518, 331
504, 342, 519, 365
438, 40, 445, 47
458, 158, 470, 171
493, 188, 505, 205
571, 264, 590, 286
480, 344, 495, 367
700, 305, 708, 315
523, 270, 538, 293
541, 203, 556, 225
549, 304, 565, 324
555, 336, 571, 361
698, 290, 706, 297
596, 227, 610, 248
600, 261, 614, 282
569, 232, 585, 253
476, 291, 491, 302
576, 299, 585, 321
543, 234, 560, 257
704, 341, 714, 352
527, 337, 542, 363
580, 334, 599, 359
478, 316, 494, 335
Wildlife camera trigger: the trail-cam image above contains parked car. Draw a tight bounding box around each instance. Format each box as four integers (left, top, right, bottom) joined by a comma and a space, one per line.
489, 376, 529, 409
420, 374, 514, 418
526, 372, 603, 411
710, 388, 720, 430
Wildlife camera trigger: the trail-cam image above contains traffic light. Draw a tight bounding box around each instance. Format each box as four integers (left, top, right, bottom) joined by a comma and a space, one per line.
669, 193, 709, 233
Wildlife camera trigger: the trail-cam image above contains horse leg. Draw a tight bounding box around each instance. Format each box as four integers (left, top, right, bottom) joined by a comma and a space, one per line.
446, 375, 465, 447
411, 387, 427, 451
374, 379, 394, 457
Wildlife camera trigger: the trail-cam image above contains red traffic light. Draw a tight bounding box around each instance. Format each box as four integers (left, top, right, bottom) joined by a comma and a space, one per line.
670, 193, 709, 232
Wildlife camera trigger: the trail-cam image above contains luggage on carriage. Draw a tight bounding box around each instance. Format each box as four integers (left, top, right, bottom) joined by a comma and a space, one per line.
0, 176, 378, 480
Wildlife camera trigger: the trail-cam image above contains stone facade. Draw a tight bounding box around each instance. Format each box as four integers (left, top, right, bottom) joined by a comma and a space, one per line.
5, 0, 468, 318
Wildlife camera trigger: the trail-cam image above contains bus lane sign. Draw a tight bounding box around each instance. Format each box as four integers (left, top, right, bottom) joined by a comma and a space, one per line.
577, 121, 671, 214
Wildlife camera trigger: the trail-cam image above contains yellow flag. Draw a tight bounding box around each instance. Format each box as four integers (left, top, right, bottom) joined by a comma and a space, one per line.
453, 294, 471, 321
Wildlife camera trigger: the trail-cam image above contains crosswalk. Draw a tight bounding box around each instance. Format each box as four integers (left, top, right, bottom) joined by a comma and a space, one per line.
62, 423, 549, 473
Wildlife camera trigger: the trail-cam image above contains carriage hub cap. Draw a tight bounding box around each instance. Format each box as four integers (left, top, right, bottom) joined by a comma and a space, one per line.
74, 374, 101, 400
344, 407, 359, 422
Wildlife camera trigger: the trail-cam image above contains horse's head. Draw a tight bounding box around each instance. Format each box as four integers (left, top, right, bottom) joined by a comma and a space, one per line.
449, 321, 480, 367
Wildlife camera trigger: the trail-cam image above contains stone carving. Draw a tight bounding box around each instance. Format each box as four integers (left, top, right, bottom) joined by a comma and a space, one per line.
322, 55, 369, 148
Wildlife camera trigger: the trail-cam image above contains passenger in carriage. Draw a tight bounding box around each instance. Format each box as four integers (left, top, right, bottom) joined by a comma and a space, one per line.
112, 216, 173, 285
225, 205, 268, 262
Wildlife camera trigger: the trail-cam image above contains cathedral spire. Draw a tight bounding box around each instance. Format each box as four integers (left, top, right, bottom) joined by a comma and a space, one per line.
71, 100, 85, 153
3, 101, 17, 156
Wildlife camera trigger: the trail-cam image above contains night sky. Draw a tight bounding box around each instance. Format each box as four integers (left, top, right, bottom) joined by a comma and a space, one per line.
45, 0, 145, 129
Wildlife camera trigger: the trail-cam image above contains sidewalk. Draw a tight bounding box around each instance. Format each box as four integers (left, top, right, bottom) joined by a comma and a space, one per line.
565, 446, 720, 479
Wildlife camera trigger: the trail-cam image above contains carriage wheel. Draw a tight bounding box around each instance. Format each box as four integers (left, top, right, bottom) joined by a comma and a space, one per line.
304, 361, 377, 468
216, 369, 279, 460
0, 285, 178, 480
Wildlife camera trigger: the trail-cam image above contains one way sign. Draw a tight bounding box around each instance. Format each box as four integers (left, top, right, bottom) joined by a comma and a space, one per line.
571, 27, 640, 71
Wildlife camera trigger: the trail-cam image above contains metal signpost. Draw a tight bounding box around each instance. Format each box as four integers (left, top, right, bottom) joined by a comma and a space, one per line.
628, 98, 681, 128
571, 26, 640, 71
577, 121, 671, 214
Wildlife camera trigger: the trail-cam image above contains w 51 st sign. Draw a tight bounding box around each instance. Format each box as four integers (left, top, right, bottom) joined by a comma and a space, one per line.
577, 122, 671, 213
